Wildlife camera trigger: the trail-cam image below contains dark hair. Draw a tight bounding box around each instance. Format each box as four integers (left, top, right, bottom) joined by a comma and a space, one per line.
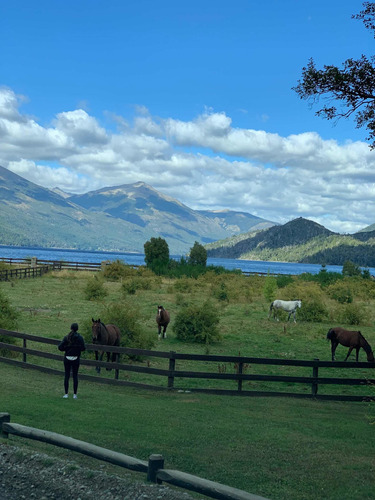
67, 323, 79, 343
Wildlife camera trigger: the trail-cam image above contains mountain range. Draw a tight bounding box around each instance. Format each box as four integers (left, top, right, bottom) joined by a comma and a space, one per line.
0, 165, 274, 254
1, 165, 374, 265
206, 218, 375, 267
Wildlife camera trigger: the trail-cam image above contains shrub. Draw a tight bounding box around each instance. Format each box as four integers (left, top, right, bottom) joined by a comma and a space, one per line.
212, 282, 229, 302
327, 281, 354, 304
263, 276, 277, 303
173, 301, 221, 343
97, 302, 155, 352
341, 303, 366, 326
298, 299, 328, 322
101, 260, 135, 281
0, 289, 19, 356
84, 276, 108, 300
121, 277, 153, 295
276, 274, 294, 288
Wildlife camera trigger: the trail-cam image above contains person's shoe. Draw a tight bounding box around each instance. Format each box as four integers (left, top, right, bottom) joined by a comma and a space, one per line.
73, 394, 78, 399
63, 394, 68, 399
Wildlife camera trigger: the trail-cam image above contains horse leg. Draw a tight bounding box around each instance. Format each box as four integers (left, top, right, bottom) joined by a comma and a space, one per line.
106, 351, 111, 371
96, 351, 104, 374
356, 347, 360, 362
163, 325, 167, 339
331, 342, 338, 361
344, 346, 354, 362
158, 325, 161, 340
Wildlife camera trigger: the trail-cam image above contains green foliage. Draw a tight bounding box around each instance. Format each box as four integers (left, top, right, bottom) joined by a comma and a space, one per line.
121, 277, 153, 295
0, 288, 19, 330
263, 275, 277, 302
98, 301, 155, 351
101, 259, 135, 281
299, 267, 343, 288
144, 237, 170, 270
341, 303, 366, 326
342, 260, 362, 277
189, 241, 207, 266
173, 301, 221, 343
298, 299, 328, 322
0, 288, 19, 355
84, 275, 108, 300
212, 282, 229, 302
276, 274, 294, 288
328, 282, 353, 304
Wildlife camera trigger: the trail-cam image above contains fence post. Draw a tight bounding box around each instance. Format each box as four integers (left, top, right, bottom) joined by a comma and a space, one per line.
0, 413, 10, 438
312, 358, 319, 396
23, 339, 27, 363
168, 352, 176, 389
147, 454, 164, 483
237, 361, 243, 392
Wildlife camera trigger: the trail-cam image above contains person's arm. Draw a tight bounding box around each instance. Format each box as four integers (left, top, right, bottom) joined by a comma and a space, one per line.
58, 336, 67, 351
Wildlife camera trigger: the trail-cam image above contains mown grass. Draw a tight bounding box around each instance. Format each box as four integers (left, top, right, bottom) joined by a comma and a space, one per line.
1, 269, 375, 499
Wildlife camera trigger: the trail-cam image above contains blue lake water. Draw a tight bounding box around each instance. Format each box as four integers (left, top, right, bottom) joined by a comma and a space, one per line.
1, 245, 374, 276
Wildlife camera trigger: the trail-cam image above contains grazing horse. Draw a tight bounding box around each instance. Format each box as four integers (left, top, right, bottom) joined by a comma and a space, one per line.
91, 318, 121, 373
269, 299, 302, 323
156, 305, 170, 340
327, 327, 375, 362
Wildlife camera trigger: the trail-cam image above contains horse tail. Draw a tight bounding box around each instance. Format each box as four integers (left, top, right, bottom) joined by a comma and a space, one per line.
268, 301, 274, 319
327, 328, 336, 341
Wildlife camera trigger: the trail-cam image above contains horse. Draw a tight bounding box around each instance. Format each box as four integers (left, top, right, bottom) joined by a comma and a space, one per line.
327, 327, 375, 362
91, 318, 121, 373
268, 299, 302, 323
156, 305, 170, 340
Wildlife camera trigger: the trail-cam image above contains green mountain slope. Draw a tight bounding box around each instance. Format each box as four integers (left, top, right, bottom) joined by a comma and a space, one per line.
0, 167, 275, 254
206, 218, 375, 267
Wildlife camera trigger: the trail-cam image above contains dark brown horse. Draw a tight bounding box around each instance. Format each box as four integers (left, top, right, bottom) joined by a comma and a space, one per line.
91, 318, 121, 373
156, 305, 170, 340
327, 327, 375, 362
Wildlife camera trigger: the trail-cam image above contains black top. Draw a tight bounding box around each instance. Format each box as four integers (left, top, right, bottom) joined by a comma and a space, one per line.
58, 332, 86, 358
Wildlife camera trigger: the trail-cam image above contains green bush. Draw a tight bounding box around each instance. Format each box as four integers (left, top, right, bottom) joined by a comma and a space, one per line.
297, 299, 328, 322
101, 260, 134, 281
97, 302, 155, 353
212, 282, 229, 302
0, 289, 19, 355
263, 276, 277, 303
84, 276, 108, 300
173, 301, 221, 343
121, 277, 153, 295
341, 303, 365, 325
328, 283, 353, 304
276, 274, 294, 288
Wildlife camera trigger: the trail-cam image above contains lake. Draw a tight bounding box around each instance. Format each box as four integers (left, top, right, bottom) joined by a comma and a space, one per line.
1, 245, 374, 276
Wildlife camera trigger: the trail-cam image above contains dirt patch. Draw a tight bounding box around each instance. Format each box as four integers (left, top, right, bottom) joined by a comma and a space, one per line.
0, 442, 198, 500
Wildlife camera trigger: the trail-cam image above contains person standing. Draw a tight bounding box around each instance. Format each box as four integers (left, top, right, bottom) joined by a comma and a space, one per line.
58, 323, 86, 399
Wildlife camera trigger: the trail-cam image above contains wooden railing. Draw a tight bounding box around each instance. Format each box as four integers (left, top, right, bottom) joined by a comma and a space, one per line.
0, 329, 374, 401
0, 264, 62, 281
0, 413, 266, 500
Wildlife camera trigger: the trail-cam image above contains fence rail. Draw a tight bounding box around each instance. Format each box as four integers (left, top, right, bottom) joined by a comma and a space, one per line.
0, 413, 266, 500
0, 329, 374, 401
0, 257, 277, 276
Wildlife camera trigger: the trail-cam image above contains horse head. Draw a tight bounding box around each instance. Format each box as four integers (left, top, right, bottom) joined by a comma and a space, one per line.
91, 318, 102, 343
297, 300, 302, 308
157, 305, 164, 318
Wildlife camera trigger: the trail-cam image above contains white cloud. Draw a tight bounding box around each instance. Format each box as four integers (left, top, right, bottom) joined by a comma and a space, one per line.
0, 87, 374, 234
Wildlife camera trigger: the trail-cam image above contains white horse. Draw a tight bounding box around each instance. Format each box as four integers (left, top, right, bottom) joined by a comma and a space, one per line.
269, 299, 302, 323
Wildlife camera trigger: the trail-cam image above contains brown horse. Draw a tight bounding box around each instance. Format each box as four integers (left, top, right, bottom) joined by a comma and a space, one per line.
91, 318, 121, 373
327, 327, 375, 362
156, 305, 170, 340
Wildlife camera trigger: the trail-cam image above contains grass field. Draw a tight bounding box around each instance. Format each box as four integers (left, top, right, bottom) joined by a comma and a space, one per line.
1, 268, 375, 499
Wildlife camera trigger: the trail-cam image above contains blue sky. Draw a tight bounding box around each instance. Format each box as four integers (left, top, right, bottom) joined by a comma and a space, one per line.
1, 0, 374, 234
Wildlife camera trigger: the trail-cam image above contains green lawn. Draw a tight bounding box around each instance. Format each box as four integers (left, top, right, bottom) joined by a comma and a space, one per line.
1, 269, 375, 499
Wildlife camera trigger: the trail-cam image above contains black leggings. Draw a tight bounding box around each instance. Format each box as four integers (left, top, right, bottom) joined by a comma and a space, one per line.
63, 358, 80, 394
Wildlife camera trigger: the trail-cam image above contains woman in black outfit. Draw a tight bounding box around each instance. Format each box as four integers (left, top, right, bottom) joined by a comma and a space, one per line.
58, 323, 86, 399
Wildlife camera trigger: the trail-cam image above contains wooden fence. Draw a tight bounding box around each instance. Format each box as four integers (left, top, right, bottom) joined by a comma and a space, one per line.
0, 413, 267, 500
0, 257, 275, 276
0, 329, 374, 401
0, 264, 62, 281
